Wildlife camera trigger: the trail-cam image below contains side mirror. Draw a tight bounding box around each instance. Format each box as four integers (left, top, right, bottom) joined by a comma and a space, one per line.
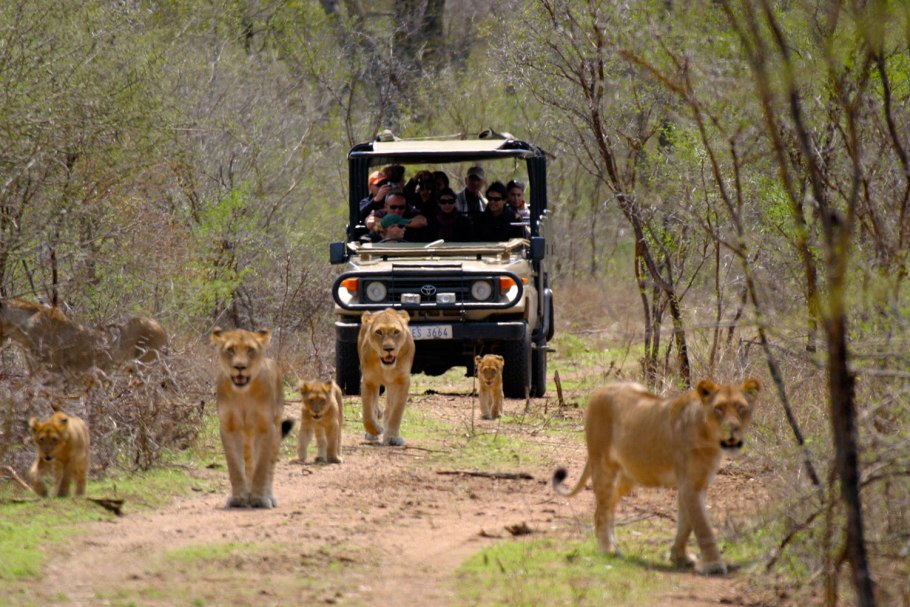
329, 242, 348, 265
530, 236, 546, 261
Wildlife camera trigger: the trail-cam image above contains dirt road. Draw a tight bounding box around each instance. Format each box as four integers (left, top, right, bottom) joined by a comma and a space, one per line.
12, 387, 761, 607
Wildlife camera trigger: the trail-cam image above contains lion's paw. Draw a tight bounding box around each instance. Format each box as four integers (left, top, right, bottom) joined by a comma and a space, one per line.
384, 435, 406, 446
328, 456, 343, 464
699, 560, 728, 576
314, 456, 327, 464
249, 495, 275, 509
670, 551, 697, 569
364, 432, 381, 441
226, 495, 250, 508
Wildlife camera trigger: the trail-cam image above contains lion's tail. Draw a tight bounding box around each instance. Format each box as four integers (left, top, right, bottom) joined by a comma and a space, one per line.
552, 460, 591, 498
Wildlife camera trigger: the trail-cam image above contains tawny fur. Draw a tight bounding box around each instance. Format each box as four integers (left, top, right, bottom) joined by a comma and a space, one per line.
29, 411, 90, 497
357, 308, 415, 446
211, 327, 286, 508
297, 380, 344, 464
552, 379, 761, 576
1, 298, 167, 379
475, 354, 505, 419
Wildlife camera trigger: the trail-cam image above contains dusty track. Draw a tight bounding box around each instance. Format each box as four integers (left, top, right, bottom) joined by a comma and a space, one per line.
12, 387, 763, 607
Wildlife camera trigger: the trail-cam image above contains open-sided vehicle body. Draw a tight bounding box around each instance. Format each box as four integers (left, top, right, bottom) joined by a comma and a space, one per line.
330, 134, 554, 398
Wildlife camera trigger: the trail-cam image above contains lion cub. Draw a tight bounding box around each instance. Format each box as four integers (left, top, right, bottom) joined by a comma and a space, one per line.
29, 411, 90, 497
297, 380, 344, 464
553, 379, 761, 575
211, 327, 290, 509
475, 354, 505, 419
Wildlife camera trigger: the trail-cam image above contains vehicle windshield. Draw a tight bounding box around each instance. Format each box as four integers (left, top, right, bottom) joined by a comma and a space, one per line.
350, 154, 537, 246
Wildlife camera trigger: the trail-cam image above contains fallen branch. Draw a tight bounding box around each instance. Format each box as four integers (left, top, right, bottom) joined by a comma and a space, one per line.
3, 465, 34, 493
87, 497, 125, 516
436, 470, 534, 480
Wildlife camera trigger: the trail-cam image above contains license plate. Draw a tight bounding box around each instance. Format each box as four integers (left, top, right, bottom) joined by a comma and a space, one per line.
410, 324, 453, 340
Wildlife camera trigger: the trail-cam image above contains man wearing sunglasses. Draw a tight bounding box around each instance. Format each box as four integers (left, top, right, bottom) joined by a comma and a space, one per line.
474, 181, 525, 242
365, 191, 428, 240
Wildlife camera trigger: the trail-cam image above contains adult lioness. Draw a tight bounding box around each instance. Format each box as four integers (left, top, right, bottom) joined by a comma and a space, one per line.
357, 308, 415, 446
552, 379, 761, 575
475, 354, 504, 419
211, 327, 290, 508
297, 379, 343, 464
28, 411, 90, 497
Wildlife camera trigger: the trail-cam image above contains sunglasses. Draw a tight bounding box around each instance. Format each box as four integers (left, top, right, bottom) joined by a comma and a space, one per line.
487, 196, 504, 202
388, 205, 406, 210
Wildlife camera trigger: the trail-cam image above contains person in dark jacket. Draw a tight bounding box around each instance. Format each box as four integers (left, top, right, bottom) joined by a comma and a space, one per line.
428, 188, 473, 242
473, 181, 525, 242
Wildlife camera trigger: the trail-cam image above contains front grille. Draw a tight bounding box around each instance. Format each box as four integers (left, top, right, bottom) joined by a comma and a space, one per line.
387, 275, 487, 303
334, 270, 523, 311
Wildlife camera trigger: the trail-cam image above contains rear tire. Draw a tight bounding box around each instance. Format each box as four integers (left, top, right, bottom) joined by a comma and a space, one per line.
502, 324, 530, 399
335, 339, 361, 396
531, 344, 547, 398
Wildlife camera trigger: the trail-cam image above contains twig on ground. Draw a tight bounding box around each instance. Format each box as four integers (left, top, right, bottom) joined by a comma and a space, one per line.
436, 470, 534, 480
555, 370, 566, 408
3, 465, 34, 493
87, 497, 125, 516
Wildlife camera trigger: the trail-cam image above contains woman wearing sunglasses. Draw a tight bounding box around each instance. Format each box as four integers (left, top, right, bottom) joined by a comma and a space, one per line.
429, 188, 473, 242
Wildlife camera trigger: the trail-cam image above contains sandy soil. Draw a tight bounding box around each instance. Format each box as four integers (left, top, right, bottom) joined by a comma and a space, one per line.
11, 385, 769, 607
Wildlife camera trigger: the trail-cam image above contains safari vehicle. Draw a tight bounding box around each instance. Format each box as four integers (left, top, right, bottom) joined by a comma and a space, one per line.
329, 133, 554, 399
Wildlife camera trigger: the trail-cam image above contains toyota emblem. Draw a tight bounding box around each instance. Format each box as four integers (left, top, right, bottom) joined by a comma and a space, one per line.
420, 284, 437, 296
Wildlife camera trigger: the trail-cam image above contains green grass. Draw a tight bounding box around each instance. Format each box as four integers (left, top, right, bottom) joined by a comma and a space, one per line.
0, 451, 219, 582
457, 537, 669, 607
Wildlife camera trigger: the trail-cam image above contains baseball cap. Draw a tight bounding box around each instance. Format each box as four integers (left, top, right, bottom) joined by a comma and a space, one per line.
369, 171, 388, 186
380, 213, 411, 228
466, 166, 485, 180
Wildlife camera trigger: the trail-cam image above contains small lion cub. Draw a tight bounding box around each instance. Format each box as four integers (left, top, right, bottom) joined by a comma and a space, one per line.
475, 354, 505, 419
297, 380, 344, 464
28, 411, 90, 497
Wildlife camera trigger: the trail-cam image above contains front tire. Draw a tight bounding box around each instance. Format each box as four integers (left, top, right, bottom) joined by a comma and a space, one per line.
335, 339, 361, 396
502, 323, 530, 399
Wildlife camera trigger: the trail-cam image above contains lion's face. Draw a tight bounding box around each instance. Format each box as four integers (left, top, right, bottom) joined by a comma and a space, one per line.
364, 310, 410, 366
211, 327, 271, 388
475, 354, 504, 386
299, 380, 335, 420
697, 379, 761, 450
29, 413, 70, 462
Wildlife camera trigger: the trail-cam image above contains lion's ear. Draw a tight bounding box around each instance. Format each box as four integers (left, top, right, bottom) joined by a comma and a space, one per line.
475, 355, 482, 366
211, 326, 224, 344
361, 311, 373, 327
396, 310, 410, 325
696, 380, 718, 402
742, 378, 761, 399
59, 415, 69, 426
255, 329, 271, 344
28, 417, 39, 431
298, 380, 309, 392
493, 355, 504, 364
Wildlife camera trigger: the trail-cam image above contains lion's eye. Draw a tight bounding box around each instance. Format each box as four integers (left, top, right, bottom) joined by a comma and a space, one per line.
226, 347, 235, 355
737, 405, 749, 417
714, 406, 725, 418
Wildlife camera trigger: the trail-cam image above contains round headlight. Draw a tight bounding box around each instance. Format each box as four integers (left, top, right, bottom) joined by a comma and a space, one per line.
365, 281, 388, 302
470, 280, 493, 301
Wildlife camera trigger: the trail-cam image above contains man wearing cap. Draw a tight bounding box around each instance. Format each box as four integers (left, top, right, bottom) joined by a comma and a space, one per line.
359, 171, 394, 222
455, 165, 487, 218
365, 191, 428, 240
377, 213, 411, 242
